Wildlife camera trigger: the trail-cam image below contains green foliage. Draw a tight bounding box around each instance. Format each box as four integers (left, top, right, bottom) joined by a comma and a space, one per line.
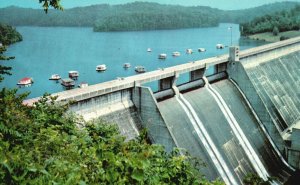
272, 26, 279, 36
39, 0, 63, 13
0, 23, 22, 45
0, 90, 223, 184
243, 173, 272, 185
0, 23, 22, 82
240, 5, 300, 35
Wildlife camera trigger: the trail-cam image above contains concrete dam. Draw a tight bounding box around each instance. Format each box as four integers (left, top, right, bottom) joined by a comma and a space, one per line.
25, 37, 300, 184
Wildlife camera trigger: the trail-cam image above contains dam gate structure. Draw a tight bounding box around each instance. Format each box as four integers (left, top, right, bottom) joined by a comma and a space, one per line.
24, 37, 300, 184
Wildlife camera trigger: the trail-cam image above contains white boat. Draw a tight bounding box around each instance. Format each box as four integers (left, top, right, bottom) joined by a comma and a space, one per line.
172, 51, 181, 57
198, 48, 206, 52
49, 74, 61, 80
69, 71, 79, 78
96, 64, 107, 71
17, 77, 33, 86
186, 49, 193, 54
123, 63, 131, 68
216, 44, 224, 49
78, 82, 88, 88
61, 78, 75, 88
158, 53, 167, 59
147, 48, 152, 52
135, 66, 146, 73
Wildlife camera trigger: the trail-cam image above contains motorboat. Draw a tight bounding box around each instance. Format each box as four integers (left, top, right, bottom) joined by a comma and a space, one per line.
172, 51, 181, 57
135, 66, 146, 73
198, 48, 206, 52
78, 82, 88, 88
49, 74, 61, 80
123, 63, 131, 68
96, 64, 107, 71
147, 48, 152, 52
61, 78, 75, 88
17, 77, 33, 87
158, 53, 167, 59
186, 49, 193, 54
216, 44, 224, 49
69, 71, 79, 79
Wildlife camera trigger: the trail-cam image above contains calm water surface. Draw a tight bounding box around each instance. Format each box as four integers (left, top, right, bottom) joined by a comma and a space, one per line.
1, 23, 266, 98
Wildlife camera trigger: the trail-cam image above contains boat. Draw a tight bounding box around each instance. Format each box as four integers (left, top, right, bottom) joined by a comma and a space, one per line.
123, 63, 131, 68
17, 77, 33, 86
216, 44, 224, 49
78, 82, 88, 88
69, 71, 79, 79
49, 74, 61, 80
61, 78, 75, 88
135, 66, 146, 73
158, 53, 167, 59
186, 49, 193, 54
96, 64, 107, 71
147, 48, 152, 52
198, 48, 206, 52
172, 51, 181, 57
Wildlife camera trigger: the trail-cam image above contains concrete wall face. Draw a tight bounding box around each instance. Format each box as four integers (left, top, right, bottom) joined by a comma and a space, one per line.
68, 89, 141, 140
227, 61, 286, 151
132, 86, 176, 152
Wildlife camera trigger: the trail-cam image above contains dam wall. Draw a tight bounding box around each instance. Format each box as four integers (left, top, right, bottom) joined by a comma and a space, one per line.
132, 86, 176, 152
23, 36, 300, 183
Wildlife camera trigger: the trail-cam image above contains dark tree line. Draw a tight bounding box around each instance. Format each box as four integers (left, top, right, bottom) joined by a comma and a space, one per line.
240, 5, 300, 35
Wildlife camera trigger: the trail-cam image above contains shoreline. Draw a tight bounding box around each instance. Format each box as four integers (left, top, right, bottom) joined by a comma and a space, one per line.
245, 30, 300, 42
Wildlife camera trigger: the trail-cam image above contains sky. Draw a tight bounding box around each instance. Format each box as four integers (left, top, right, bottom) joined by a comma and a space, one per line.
0, 0, 299, 10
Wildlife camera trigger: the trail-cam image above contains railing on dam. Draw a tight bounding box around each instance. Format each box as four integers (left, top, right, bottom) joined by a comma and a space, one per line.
23, 36, 300, 105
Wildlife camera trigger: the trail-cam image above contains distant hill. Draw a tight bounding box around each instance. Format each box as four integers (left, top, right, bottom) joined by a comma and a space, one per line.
240, 5, 300, 36
0, 1, 299, 32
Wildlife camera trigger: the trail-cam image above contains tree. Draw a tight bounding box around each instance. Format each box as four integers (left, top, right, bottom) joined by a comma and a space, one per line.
272, 26, 279, 36
0, 91, 224, 184
39, 0, 63, 13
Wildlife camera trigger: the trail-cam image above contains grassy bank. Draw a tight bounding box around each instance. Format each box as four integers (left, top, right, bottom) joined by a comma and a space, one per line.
247, 30, 300, 42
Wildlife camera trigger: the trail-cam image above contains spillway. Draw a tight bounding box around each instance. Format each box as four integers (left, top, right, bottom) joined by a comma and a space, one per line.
157, 79, 294, 184
244, 51, 300, 132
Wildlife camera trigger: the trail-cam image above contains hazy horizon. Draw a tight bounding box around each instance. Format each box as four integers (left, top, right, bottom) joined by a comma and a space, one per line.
0, 0, 299, 10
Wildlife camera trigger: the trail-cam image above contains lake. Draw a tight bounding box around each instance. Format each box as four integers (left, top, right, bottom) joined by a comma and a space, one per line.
1, 23, 266, 99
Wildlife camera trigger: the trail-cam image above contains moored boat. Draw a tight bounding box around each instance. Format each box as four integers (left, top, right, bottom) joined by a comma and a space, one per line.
172, 51, 181, 57
147, 48, 152, 52
198, 48, 206, 52
96, 64, 107, 71
17, 77, 33, 86
158, 53, 167, 59
216, 44, 224, 49
61, 78, 75, 88
49, 74, 61, 80
135, 66, 146, 73
78, 82, 88, 88
69, 71, 79, 79
186, 49, 193, 54
123, 63, 131, 68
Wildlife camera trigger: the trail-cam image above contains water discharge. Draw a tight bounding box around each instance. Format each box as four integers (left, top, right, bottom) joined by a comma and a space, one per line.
175, 89, 238, 185
203, 77, 270, 181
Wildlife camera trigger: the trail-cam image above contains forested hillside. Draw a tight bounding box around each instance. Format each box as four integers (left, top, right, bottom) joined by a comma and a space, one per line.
218, 1, 299, 23
0, 1, 299, 32
0, 2, 219, 29
240, 5, 300, 35
93, 2, 219, 31
0, 23, 22, 45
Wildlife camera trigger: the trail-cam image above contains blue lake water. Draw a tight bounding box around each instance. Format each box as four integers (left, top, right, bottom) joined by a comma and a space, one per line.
1, 23, 266, 99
